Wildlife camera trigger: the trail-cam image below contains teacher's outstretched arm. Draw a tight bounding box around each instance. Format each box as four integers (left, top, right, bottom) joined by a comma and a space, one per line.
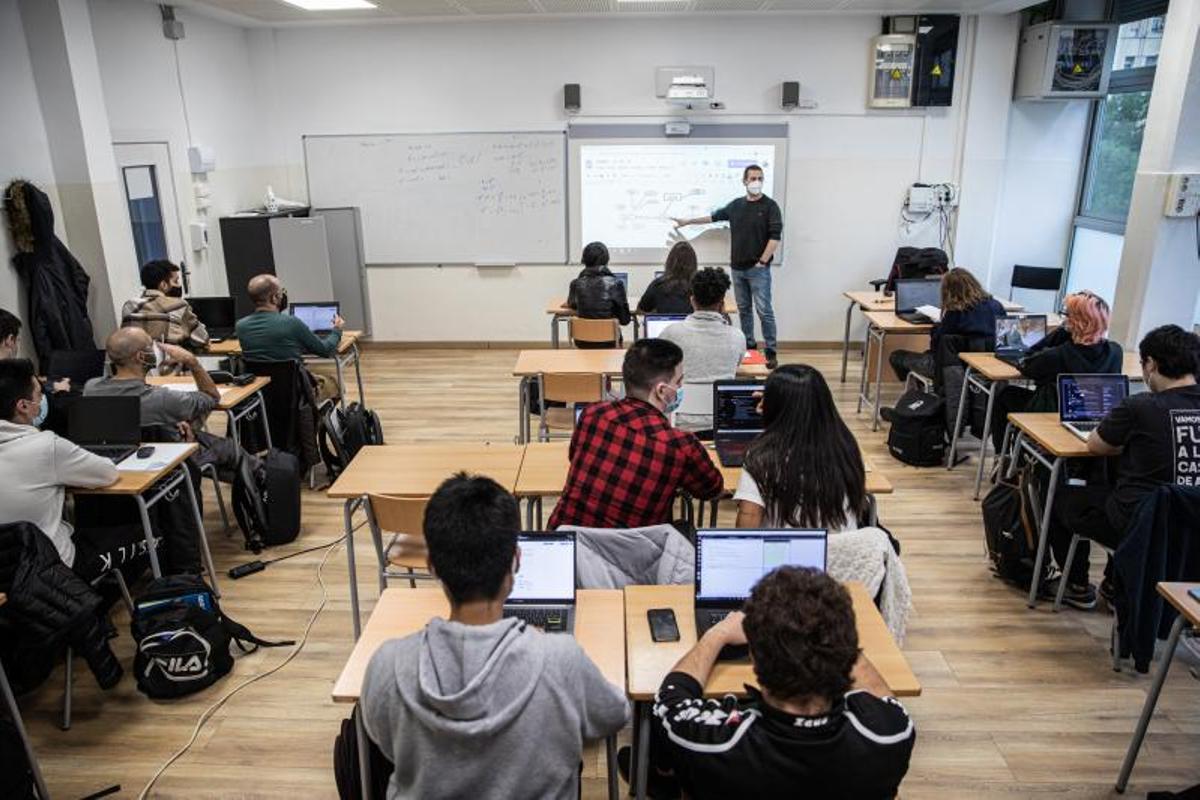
671, 215, 713, 228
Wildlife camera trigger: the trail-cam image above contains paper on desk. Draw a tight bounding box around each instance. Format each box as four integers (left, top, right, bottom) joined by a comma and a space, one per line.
916, 305, 941, 323
117, 442, 193, 472
162, 383, 234, 397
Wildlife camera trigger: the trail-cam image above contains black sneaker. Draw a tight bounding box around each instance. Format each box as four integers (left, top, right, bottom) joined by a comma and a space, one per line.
1099, 577, 1117, 607
1041, 577, 1098, 610
616, 745, 680, 800
765, 349, 779, 370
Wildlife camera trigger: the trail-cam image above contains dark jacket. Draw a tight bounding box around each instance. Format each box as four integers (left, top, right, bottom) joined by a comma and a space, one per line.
0, 521, 101, 641
1113, 485, 1200, 673
567, 266, 632, 325
1017, 327, 1124, 411
931, 297, 1005, 354
3, 181, 95, 365
637, 276, 692, 315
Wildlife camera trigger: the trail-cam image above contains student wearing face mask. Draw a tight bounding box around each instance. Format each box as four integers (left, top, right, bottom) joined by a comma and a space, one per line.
673, 165, 783, 370
121, 260, 210, 350
547, 338, 724, 530
0, 307, 71, 430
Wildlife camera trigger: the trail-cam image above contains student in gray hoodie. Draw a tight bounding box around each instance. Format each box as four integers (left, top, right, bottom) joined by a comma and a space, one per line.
360, 473, 629, 800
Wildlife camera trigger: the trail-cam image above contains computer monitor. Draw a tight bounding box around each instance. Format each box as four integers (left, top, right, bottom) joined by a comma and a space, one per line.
643, 314, 686, 338
188, 296, 236, 337
508, 533, 576, 604
893, 278, 942, 313
694, 529, 828, 603
289, 301, 340, 334
1058, 374, 1129, 422
713, 381, 765, 436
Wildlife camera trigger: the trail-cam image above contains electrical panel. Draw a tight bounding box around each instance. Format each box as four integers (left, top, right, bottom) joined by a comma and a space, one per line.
906, 183, 958, 213
885, 15, 959, 107
869, 35, 917, 108
1015, 22, 1116, 100
1164, 174, 1200, 218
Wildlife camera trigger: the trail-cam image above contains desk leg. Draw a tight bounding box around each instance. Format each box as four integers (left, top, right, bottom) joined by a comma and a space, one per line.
1115, 614, 1186, 793
1026, 455, 1063, 608
635, 701, 651, 800
135, 495, 163, 578
871, 329, 886, 431
856, 324, 872, 414
345, 498, 362, 640
351, 344, 366, 406
840, 298, 856, 383
1, 661, 50, 800
517, 376, 531, 445
355, 701, 372, 800
182, 463, 220, 598
867, 493, 879, 526
974, 380, 1004, 500
606, 733, 619, 800
227, 407, 241, 450
948, 367, 972, 471
524, 497, 535, 531
335, 354, 348, 411
258, 393, 274, 450
1003, 430, 1024, 480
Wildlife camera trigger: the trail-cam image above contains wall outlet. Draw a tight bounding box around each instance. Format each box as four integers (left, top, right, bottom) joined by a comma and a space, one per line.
1164, 174, 1200, 217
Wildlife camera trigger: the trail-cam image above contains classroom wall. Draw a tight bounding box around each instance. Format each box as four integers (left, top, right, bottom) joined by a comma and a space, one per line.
246, 13, 1056, 343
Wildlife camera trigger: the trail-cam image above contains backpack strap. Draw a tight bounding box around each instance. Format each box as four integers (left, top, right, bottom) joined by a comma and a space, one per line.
221, 612, 295, 652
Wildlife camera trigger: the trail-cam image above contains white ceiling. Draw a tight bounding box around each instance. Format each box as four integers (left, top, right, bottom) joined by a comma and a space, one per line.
169, 0, 1035, 25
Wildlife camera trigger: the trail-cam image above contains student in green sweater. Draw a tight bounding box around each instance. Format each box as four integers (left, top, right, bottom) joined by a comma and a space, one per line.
235, 274, 344, 361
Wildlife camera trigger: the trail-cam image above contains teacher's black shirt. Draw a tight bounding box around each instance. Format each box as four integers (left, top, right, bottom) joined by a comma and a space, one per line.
711, 195, 783, 270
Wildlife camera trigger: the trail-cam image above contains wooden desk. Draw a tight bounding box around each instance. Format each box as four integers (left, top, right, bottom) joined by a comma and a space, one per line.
207, 331, 365, 408
623, 582, 920, 799
332, 588, 626, 800
856, 310, 935, 431
71, 443, 215, 590
1117, 582, 1200, 791
327, 443, 527, 638
513, 441, 570, 529
147, 375, 273, 451
545, 297, 738, 348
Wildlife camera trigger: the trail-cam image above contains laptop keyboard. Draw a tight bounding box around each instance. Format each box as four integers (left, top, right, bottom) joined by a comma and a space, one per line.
503, 607, 568, 632
1072, 421, 1101, 432
85, 445, 136, 463
699, 610, 731, 630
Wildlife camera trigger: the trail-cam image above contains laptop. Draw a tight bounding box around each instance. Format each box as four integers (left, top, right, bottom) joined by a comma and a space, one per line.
612, 272, 629, 293
46, 349, 106, 387
289, 301, 340, 334
502, 532, 577, 633
188, 296, 236, 340
643, 314, 687, 338
694, 529, 828, 658
68, 396, 141, 463
712, 380, 765, 467
1058, 374, 1129, 440
894, 277, 943, 324
994, 314, 1048, 365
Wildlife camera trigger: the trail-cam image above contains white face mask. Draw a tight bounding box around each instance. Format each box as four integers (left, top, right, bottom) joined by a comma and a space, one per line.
746, 180, 764, 196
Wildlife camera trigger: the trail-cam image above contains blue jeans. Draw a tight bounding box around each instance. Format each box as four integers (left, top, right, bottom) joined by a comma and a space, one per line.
731, 265, 777, 351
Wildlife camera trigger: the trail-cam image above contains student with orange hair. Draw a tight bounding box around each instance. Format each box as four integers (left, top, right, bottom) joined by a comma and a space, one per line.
989, 290, 1124, 450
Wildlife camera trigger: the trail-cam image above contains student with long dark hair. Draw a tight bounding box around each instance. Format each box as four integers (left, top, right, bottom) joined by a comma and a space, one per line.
638, 241, 697, 315
735, 364, 867, 533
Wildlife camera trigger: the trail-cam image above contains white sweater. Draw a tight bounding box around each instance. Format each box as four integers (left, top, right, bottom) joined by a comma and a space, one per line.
660, 311, 747, 431
0, 421, 118, 566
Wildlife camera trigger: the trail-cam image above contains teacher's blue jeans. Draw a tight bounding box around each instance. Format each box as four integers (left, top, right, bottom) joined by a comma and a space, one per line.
731, 265, 777, 352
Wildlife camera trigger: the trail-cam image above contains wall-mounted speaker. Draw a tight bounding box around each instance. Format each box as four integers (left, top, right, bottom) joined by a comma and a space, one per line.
564, 83, 581, 112
781, 81, 800, 109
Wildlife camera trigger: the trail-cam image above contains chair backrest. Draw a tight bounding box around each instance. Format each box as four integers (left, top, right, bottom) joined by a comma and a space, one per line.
243, 359, 306, 453
540, 373, 605, 404
1010, 265, 1063, 293
367, 494, 428, 541
678, 381, 714, 416
569, 317, 619, 346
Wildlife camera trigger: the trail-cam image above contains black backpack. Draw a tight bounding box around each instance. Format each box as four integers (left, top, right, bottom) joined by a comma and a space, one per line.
881, 388, 947, 467
334, 707, 394, 800
981, 465, 1039, 586
232, 449, 302, 552
319, 402, 385, 479
131, 575, 292, 699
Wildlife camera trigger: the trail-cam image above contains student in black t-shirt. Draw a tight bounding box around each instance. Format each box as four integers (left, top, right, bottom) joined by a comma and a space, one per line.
620, 567, 914, 799
672, 165, 783, 369
1045, 324, 1200, 609
638, 241, 697, 315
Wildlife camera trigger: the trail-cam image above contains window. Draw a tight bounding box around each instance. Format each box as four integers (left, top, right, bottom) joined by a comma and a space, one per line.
1123, 55, 1136, 68
1145, 55, 1157, 66
1079, 91, 1151, 221
1111, 14, 1166, 73
121, 165, 168, 267
1150, 17, 1164, 33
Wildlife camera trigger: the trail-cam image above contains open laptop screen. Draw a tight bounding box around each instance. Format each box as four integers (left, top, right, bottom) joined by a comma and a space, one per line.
995, 315, 1047, 351
695, 530, 828, 603
894, 278, 942, 313
290, 302, 340, 333
68, 396, 141, 446
188, 296, 236, 334
644, 314, 686, 338
1058, 374, 1129, 422
612, 272, 629, 292
508, 533, 576, 604
713, 382, 765, 436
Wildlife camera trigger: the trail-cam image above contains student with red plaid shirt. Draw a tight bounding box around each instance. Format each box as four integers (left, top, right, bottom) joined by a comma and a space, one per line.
547, 338, 724, 530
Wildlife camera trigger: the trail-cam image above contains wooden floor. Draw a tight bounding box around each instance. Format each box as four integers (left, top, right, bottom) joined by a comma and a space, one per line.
18, 347, 1200, 799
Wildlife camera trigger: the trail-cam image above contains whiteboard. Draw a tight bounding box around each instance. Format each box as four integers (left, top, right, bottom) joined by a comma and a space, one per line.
304, 132, 567, 264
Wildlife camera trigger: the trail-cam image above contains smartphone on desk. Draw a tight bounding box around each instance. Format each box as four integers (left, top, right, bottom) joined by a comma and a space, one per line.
647, 608, 680, 643
1189, 587, 1200, 604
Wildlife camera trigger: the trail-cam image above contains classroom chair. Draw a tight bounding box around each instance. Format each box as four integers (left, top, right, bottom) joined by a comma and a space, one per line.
61, 569, 135, 731
569, 317, 620, 349
244, 359, 323, 483
536, 372, 607, 442
363, 494, 436, 591
1008, 265, 1063, 312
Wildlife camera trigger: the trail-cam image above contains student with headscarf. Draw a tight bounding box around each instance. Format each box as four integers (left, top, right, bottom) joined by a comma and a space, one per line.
989, 291, 1124, 450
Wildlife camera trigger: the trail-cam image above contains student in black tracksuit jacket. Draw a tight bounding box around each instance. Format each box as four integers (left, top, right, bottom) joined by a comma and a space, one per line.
890, 267, 1005, 382
990, 291, 1123, 451
623, 568, 914, 800
638, 241, 698, 316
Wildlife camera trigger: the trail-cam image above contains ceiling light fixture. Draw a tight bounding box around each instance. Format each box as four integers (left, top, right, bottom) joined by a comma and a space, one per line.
278, 0, 378, 10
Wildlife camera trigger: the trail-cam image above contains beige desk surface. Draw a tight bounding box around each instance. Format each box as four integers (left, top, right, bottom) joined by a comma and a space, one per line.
332, 588, 625, 703
326, 443, 526, 499
844, 290, 1023, 313
1007, 412, 1093, 459
862, 310, 935, 334
206, 330, 362, 358
514, 349, 765, 380
1158, 583, 1200, 628
709, 447, 892, 497
71, 442, 199, 495
624, 583, 920, 700
147, 375, 271, 411
547, 297, 738, 317
960, 351, 1144, 383
514, 441, 571, 497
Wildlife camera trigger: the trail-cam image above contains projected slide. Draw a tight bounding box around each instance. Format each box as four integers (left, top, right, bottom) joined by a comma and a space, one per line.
579, 144, 779, 261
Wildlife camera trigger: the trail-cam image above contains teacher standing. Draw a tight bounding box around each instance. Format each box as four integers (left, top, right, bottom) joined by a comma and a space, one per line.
673, 164, 782, 370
